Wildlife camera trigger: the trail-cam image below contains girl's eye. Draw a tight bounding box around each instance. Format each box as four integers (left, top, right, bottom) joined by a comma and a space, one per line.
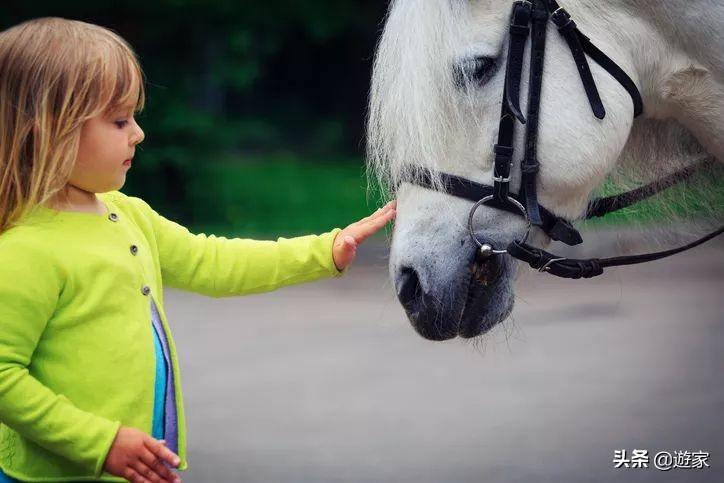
114, 120, 128, 128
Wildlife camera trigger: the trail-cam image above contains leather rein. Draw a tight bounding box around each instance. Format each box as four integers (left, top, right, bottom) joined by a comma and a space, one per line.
404, 0, 723, 279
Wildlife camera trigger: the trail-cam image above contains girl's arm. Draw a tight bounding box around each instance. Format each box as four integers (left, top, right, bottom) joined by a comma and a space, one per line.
0, 240, 120, 476
129, 196, 354, 297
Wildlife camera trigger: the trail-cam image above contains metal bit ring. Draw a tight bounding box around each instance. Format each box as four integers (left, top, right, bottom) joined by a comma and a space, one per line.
467, 195, 531, 256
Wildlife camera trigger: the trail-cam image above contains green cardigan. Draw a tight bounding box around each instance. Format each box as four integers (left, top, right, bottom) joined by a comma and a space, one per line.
0, 191, 344, 481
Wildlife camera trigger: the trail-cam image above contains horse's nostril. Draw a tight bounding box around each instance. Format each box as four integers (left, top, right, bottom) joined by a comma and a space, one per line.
397, 265, 421, 307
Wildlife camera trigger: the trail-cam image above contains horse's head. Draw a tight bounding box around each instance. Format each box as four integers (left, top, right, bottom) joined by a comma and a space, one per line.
368, 0, 644, 340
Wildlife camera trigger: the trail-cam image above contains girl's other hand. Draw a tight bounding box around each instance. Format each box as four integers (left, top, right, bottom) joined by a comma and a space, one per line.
103, 426, 181, 483
332, 200, 397, 271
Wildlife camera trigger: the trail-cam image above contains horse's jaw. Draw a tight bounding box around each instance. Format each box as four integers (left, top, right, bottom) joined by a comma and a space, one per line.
393, 248, 517, 341
389, 187, 528, 341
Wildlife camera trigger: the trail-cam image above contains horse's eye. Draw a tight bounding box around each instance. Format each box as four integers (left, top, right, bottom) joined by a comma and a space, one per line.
454, 56, 497, 88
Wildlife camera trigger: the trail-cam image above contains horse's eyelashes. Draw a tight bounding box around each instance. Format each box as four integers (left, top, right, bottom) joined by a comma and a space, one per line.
453, 56, 497, 88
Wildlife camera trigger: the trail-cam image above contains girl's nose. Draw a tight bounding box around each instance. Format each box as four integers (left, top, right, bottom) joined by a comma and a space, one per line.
132, 125, 145, 146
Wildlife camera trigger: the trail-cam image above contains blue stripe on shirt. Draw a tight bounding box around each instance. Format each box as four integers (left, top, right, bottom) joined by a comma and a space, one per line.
151, 319, 168, 440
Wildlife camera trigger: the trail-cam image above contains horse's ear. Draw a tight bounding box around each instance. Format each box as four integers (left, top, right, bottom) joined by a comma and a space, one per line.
662, 64, 724, 163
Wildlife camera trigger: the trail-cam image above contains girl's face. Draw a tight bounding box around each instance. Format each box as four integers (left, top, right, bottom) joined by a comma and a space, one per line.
70, 104, 145, 193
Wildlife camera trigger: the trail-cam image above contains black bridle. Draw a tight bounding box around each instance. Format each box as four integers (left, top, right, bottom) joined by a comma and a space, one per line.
404, 0, 723, 279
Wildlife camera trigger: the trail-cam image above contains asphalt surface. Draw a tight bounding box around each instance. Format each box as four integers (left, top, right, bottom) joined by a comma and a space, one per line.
165, 229, 723, 483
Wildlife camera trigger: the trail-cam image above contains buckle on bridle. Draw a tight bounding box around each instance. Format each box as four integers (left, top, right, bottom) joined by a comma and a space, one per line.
550, 6, 575, 31
550, 6, 566, 17
538, 257, 567, 272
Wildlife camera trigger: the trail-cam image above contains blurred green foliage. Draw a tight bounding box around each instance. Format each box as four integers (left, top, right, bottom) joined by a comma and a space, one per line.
187, 155, 373, 237
3, 0, 388, 235
583, 165, 724, 230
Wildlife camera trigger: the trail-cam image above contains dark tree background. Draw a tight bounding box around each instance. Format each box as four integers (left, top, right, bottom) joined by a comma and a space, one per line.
2, 1, 390, 235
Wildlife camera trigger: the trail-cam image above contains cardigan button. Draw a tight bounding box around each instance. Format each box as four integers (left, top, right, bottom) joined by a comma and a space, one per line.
108, 212, 119, 222
141, 285, 151, 296
130, 245, 139, 255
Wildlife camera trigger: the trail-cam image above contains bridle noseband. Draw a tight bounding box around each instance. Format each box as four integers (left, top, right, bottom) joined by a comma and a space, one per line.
404, 0, 723, 279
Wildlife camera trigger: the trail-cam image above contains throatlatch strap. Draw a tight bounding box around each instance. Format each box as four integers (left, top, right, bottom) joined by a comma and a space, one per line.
549, 6, 606, 119
579, 33, 644, 117
545, 0, 643, 118
508, 226, 724, 279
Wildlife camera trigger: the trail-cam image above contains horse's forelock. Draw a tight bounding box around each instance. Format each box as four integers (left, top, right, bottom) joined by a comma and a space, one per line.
367, 0, 474, 199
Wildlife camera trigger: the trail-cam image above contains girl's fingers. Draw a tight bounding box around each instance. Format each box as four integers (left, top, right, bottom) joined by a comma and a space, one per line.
132, 460, 164, 482
379, 200, 396, 209
362, 208, 396, 231
372, 201, 396, 218
140, 447, 180, 482
348, 211, 394, 245
371, 204, 396, 220
124, 467, 151, 483
357, 200, 397, 225
144, 437, 181, 468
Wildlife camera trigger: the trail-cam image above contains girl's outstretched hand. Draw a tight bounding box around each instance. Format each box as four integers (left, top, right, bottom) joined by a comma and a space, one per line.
332, 200, 396, 271
103, 426, 181, 483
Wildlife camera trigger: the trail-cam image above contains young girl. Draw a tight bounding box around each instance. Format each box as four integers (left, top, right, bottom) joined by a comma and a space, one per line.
0, 17, 395, 483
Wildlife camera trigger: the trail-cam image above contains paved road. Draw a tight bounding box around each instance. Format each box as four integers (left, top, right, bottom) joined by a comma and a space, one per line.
165, 230, 723, 482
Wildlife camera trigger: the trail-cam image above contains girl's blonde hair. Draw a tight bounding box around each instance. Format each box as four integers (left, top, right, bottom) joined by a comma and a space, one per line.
0, 17, 145, 232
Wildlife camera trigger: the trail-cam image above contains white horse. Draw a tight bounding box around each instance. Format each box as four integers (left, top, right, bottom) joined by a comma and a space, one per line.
367, 0, 724, 340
